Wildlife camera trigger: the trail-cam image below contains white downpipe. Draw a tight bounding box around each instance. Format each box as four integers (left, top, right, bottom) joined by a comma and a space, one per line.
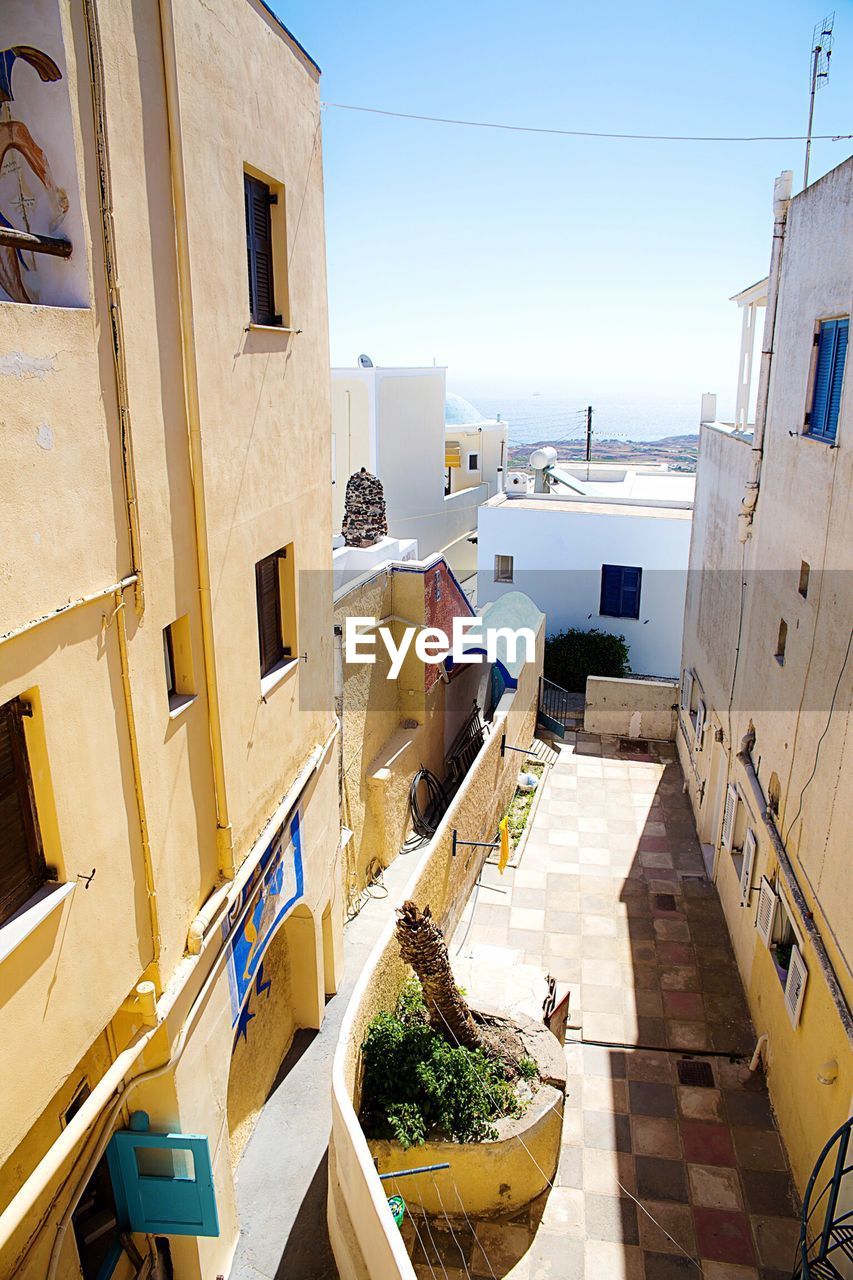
738, 171, 792, 542
749, 1034, 769, 1073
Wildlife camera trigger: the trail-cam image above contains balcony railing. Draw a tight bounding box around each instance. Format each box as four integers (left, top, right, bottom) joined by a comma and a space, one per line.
794, 1116, 853, 1279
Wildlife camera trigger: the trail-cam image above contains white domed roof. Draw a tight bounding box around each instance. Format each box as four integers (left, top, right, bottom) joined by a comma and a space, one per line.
445, 392, 485, 426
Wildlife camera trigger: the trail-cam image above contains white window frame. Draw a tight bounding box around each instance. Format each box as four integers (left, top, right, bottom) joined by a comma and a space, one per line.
680, 667, 694, 713
494, 555, 513, 584
468, 452, 479, 472
693, 698, 706, 751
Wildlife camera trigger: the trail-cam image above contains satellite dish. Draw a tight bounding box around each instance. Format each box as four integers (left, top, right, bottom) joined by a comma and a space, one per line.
358, 354, 374, 369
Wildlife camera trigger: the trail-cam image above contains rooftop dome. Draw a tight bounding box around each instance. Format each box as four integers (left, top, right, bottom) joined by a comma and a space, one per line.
445, 392, 485, 426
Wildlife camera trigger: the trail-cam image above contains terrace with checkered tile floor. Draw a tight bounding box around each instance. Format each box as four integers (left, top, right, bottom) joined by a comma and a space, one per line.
402, 732, 800, 1280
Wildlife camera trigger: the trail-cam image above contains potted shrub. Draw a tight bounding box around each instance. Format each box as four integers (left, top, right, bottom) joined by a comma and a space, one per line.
771, 938, 793, 987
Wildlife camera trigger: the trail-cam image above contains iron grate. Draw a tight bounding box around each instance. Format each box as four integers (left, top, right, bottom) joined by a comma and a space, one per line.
655, 893, 678, 912
677, 1059, 715, 1088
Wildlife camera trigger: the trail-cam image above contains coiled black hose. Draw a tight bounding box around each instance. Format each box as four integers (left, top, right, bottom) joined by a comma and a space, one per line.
403, 766, 447, 849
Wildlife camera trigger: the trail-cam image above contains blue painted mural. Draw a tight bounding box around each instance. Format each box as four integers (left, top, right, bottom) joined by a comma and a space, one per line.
222, 808, 304, 1040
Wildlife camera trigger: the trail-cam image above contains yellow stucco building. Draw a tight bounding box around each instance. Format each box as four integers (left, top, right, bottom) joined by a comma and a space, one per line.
0, 2, 343, 1276
678, 160, 852, 1196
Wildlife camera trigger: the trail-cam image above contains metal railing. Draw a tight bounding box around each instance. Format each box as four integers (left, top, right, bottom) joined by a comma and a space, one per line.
537, 677, 580, 737
794, 1116, 853, 1279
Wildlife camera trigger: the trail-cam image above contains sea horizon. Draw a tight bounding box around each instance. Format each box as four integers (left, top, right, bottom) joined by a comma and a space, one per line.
456, 392, 722, 445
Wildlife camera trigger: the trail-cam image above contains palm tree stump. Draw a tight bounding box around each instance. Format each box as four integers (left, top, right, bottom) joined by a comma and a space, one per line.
395, 900, 486, 1052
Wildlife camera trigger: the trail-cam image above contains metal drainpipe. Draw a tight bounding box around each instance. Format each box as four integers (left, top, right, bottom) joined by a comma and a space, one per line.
738, 170, 793, 543
156, 0, 233, 877
82, 0, 145, 614
113, 592, 162, 980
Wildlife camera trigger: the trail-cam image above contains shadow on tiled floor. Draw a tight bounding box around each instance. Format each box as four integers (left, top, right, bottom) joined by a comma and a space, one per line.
403, 734, 800, 1280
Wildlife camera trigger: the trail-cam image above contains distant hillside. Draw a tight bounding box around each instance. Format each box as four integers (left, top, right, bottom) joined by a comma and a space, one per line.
507, 433, 699, 472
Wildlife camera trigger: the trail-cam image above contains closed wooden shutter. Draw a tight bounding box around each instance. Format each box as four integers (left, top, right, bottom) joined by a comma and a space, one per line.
0, 700, 44, 921
244, 174, 277, 325
721, 782, 738, 849
256, 552, 283, 675
600, 564, 641, 618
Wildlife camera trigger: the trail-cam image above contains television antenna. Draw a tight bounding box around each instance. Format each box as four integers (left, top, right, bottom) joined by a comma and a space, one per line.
804, 12, 835, 189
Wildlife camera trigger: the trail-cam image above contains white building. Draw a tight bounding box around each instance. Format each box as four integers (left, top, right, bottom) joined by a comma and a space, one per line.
331, 363, 507, 577
476, 460, 694, 678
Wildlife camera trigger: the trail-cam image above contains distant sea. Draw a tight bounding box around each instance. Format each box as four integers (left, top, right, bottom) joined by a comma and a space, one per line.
462, 394, 709, 446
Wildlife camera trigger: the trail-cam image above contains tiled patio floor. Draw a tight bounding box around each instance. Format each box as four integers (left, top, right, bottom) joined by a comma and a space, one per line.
403, 733, 800, 1280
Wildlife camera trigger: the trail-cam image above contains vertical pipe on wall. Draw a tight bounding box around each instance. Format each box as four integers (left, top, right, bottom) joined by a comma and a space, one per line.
82, 0, 145, 613
112, 591, 162, 979
156, 0, 234, 877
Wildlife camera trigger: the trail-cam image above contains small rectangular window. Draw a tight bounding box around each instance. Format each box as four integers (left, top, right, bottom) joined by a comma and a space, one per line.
494, 555, 513, 583
0, 698, 46, 923
798, 561, 810, 598
468, 453, 479, 471
600, 564, 642, 619
163, 617, 196, 713
775, 619, 787, 666
244, 173, 281, 326
256, 545, 297, 678
806, 317, 848, 442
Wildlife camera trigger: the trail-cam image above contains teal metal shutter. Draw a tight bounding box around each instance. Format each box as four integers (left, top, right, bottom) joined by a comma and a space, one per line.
107, 1128, 219, 1237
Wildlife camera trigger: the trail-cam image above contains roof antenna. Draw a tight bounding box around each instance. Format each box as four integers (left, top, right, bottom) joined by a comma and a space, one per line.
804, 12, 834, 189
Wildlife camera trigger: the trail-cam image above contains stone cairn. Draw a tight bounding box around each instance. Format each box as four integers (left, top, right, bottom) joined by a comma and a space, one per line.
341, 468, 388, 548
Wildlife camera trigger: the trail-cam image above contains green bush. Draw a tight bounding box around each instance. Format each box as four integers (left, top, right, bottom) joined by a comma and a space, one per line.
544, 627, 630, 692
360, 979, 521, 1148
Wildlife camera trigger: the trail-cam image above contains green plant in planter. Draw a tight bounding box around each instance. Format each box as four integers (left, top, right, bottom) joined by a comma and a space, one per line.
360, 979, 522, 1148
773, 939, 794, 973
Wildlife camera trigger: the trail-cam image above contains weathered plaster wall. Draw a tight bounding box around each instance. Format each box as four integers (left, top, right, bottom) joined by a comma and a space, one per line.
677, 159, 853, 1193
584, 675, 678, 740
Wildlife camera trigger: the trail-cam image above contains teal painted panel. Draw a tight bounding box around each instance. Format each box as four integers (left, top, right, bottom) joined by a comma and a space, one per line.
107, 1130, 219, 1237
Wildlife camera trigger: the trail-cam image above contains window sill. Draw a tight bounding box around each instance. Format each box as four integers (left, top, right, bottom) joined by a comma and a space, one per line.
245, 322, 300, 335
0, 881, 75, 965
800, 428, 838, 446
260, 657, 299, 699
168, 692, 198, 720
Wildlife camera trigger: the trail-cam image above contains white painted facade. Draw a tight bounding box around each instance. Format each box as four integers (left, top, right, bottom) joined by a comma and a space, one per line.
331, 365, 507, 576
476, 470, 694, 679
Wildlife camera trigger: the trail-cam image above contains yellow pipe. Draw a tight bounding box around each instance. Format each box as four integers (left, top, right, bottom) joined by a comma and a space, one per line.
0, 574, 137, 647
156, 0, 233, 877
113, 592, 162, 981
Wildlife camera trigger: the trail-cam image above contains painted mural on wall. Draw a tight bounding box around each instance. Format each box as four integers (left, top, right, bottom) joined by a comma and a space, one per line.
1, 2, 85, 307
222, 808, 304, 1046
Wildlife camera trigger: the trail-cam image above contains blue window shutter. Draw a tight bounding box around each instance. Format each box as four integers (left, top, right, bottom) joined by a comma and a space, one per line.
811, 319, 848, 441
600, 565, 621, 616
826, 319, 848, 441
107, 1129, 220, 1237
621, 566, 642, 618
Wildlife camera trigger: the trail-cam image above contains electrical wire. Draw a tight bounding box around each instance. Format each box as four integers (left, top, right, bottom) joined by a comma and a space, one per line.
407, 767, 448, 842
322, 100, 853, 144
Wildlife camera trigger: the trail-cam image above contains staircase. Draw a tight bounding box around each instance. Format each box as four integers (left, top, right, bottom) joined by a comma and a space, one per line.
537, 677, 584, 737
794, 1116, 853, 1279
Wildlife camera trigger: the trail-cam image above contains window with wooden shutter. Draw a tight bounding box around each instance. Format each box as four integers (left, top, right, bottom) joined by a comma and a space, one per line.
0, 698, 46, 923
721, 783, 738, 849
755, 876, 778, 948
680, 667, 693, 712
693, 698, 706, 750
599, 565, 642, 619
244, 174, 279, 326
740, 828, 756, 905
256, 551, 284, 676
784, 944, 808, 1027
807, 317, 848, 443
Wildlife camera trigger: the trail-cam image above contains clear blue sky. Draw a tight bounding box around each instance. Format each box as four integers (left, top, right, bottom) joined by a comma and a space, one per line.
272, 1, 852, 407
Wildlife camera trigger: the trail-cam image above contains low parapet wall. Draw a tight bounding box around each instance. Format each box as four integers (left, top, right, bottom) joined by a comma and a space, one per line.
328, 638, 542, 1280
584, 674, 678, 740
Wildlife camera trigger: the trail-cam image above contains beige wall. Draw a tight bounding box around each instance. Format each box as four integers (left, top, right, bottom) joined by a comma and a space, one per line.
584, 675, 678, 740
0, 3, 342, 1277
678, 159, 853, 1193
